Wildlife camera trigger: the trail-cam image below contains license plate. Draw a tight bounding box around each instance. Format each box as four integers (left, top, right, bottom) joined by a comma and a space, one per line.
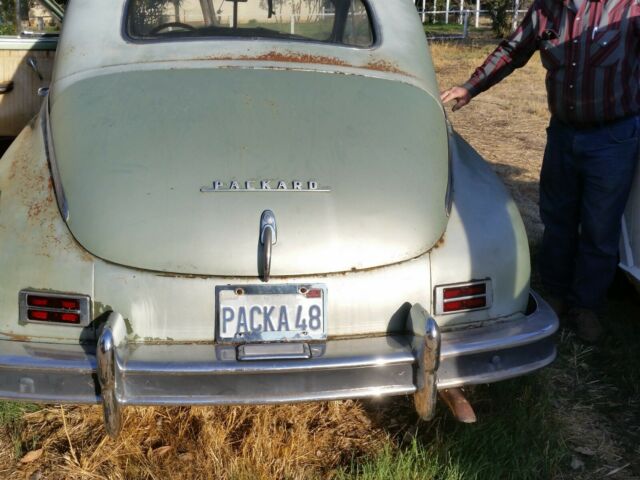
216, 284, 327, 343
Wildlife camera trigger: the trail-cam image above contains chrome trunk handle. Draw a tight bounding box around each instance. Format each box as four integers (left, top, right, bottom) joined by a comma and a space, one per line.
260, 210, 277, 282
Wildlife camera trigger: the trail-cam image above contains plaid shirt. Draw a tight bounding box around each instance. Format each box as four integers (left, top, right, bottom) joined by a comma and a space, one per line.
463, 0, 640, 126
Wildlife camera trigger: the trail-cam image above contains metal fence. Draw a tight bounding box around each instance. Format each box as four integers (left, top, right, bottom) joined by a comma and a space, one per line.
417, 0, 530, 26
421, 8, 530, 40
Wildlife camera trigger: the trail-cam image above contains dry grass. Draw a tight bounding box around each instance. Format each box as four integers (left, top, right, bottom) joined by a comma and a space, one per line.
432, 41, 550, 244
2, 402, 390, 480
436, 41, 640, 480
545, 330, 639, 480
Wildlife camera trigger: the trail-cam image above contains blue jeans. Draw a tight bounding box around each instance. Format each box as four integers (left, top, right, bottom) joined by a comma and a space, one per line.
539, 115, 640, 310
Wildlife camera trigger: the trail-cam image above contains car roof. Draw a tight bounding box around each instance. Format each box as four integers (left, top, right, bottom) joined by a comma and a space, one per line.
51, 0, 440, 101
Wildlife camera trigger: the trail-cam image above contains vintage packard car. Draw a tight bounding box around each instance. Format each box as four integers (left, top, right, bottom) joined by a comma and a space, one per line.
0, 1, 61, 139
0, 0, 559, 436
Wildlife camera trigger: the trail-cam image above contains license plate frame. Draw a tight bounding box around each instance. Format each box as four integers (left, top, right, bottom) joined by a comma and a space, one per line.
215, 284, 327, 343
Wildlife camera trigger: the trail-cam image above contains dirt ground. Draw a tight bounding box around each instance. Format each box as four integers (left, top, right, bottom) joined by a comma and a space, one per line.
1, 41, 639, 479
431, 41, 549, 244
433, 41, 640, 480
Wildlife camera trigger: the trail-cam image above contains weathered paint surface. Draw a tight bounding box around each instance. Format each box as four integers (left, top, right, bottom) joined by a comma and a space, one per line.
51, 0, 439, 100
0, 111, 95, 342
50, 68, 448, 276
0, 121, 529, 343
0, 0, 532, 343
430, 132, 531, 327
0, 108, 434, 342
94, 253, 432, 342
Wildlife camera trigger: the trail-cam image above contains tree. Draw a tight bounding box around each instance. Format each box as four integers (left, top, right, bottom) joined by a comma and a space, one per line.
259, 0, 325, 22
0, 0, 32, 34
0, 0, 68, 34
484, 0, 511, 37
128, 0, 183, 32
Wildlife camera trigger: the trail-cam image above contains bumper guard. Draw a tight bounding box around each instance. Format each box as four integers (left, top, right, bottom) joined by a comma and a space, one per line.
0, 291, 558, 437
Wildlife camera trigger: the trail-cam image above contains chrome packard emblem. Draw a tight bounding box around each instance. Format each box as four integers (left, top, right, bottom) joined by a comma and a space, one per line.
200, 180, 331, 193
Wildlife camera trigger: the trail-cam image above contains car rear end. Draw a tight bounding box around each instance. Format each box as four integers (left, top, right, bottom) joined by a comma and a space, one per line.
0, 0, 558, 436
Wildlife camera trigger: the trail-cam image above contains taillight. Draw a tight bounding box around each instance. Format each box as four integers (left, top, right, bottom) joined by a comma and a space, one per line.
434, 280, 492, 315
19, 290, 91, 326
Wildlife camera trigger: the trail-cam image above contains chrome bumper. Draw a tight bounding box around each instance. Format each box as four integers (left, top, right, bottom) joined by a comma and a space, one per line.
0, 291, 558, 436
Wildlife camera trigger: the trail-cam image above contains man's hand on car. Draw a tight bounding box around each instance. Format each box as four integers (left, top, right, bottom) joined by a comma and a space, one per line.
440, 86, 471, 111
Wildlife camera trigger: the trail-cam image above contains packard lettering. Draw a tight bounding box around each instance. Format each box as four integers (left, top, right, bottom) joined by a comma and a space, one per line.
200, 180, 330, 192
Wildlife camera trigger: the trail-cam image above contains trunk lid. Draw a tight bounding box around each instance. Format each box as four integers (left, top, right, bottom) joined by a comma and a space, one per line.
50, 67, 448, 276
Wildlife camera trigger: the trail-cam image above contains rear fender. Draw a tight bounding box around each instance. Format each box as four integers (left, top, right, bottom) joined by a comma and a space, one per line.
429, 131, 531, 327
0, 111, 95, 342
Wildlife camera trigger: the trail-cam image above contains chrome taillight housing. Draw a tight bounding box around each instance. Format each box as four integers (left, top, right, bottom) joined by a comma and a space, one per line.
434, 280, 492, 315
19, 290, 91, 326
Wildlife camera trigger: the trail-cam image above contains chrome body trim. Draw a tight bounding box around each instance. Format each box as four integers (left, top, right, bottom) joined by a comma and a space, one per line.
0, 36, 58, 51
201, 180, 331, 193
41, 98, 70, 223
0, 291, 558, 433
199, 189, 333, 193
237, 342, 312, 361
18, 290, 92, 327
445, 119, 454, 218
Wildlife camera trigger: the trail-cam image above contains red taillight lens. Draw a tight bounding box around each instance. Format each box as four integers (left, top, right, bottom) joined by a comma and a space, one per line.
28, 310, 49, 321
27, 309, 81, 324
443, 284, 486, 300
20, 291, 89, 326
443, 297, 487, 313
27, 296, 80, 310
436, 281, 491, 314
28, 297, 49, 307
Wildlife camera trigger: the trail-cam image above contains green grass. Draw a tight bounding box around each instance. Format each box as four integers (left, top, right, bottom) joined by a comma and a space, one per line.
597, 274, 640, 398
0, 23, 15, 36
1, 401, 39, 459
581, 273, 640, 455
423, 22, 486, 37
0, 401, 37, 427
339, 374, 567, 480
424, 22, 467, 35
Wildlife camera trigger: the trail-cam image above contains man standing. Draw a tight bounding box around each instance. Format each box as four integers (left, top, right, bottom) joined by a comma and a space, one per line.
441, 0, 640, 342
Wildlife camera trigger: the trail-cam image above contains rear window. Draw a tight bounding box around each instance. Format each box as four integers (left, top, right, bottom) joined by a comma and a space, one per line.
126, 0, 374, 48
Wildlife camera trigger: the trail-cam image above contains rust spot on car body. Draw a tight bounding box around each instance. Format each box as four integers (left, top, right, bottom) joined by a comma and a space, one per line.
432, 233, 446, 250
201, 51, 412, 77
363, 60, 407, 75
205, 51, 349, 68
248, 51, 350, 67
1, 332, 32, 342
2, 125, 95, 263
27, 180, 54, 222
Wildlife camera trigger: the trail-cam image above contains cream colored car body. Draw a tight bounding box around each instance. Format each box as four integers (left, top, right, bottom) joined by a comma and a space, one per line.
0, 0, 557, 435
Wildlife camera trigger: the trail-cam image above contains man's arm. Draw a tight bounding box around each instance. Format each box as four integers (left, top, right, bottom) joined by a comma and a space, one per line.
441, 3, 541, 110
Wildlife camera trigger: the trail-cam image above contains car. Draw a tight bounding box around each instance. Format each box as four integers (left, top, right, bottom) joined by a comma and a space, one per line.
0, 1, 61, 138
621, 167, 640, 295
0, 0, 559, 437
